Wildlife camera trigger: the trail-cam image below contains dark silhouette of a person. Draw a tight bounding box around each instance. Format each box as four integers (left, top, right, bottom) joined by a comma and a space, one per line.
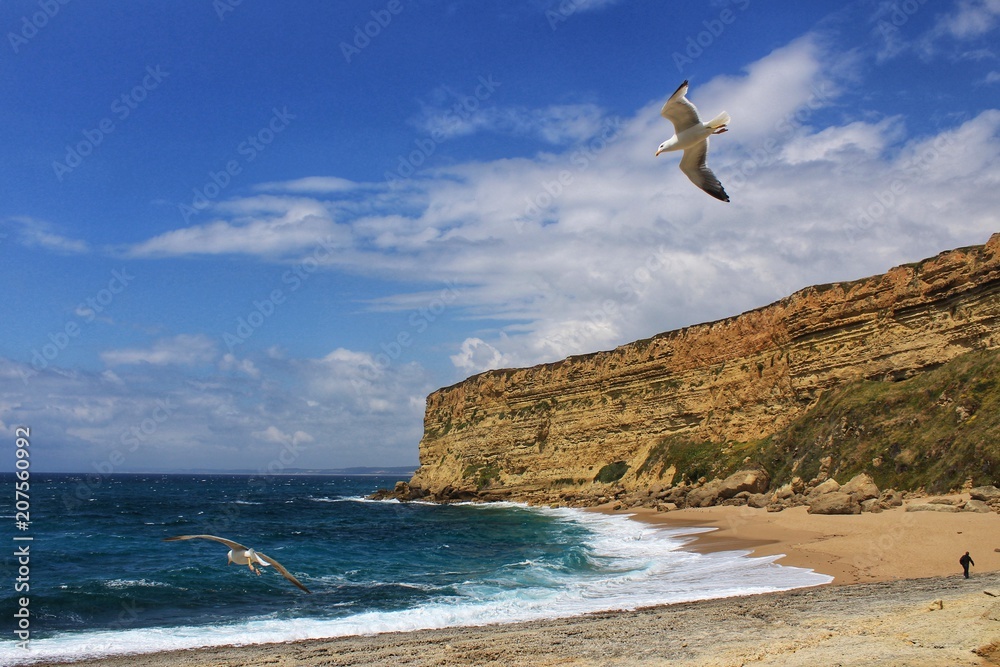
960, 551, 974, 578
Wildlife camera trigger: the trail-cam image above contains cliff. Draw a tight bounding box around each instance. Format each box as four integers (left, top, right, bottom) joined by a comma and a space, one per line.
409, 234, 1000, 503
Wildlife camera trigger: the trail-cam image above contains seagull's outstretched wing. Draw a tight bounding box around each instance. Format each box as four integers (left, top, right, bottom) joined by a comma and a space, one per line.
164, 534, 249, 551
679, 140, 730, 203
660, 80, 702, 133
255, 551, 312, 593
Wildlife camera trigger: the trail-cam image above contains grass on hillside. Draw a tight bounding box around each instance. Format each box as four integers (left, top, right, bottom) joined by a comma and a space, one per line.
639, 348, 1000, 494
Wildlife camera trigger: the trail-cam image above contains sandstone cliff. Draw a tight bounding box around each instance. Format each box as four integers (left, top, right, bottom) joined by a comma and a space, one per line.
409, 234, 1000, 503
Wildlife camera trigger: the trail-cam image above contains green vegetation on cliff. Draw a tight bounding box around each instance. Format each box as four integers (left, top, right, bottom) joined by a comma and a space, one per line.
640, 348, 1000, 494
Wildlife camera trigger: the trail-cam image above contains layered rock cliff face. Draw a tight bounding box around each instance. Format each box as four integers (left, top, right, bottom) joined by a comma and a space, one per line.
409, 234, 1000, 502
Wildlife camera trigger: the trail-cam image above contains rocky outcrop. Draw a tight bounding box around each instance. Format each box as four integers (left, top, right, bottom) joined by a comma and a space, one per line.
408, 235, 1000, 504
685, 469, 770, 508
807, 492, 861, 515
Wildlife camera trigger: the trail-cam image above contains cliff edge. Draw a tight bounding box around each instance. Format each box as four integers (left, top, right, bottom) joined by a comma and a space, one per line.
408, 234, 1000, 504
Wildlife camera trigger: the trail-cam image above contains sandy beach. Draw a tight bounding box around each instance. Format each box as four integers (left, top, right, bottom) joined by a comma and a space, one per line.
28, 495, 1000, 667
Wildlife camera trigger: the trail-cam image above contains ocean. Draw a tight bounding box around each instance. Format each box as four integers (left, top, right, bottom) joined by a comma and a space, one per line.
1, 473, 832, 665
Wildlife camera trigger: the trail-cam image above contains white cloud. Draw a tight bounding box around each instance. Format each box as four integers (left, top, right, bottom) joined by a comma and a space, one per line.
780, 118, 904, 164
877, 0, 1000, 60
219, 353, 260, 378
936, 0, 1000, 40
255, 176, 372, 194
251, 425, 314, 446
0, 345, 428, 472
101, 334, 217, 367
4, 216, 89, 254
450, 337, 508, 373
122, 31, 1000, 378
417, 103, 609, 145
126, 197, 348, 258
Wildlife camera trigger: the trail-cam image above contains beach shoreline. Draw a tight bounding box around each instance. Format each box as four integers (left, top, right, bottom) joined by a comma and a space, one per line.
611, 493, 1000, 586
24, 496, 1000, 667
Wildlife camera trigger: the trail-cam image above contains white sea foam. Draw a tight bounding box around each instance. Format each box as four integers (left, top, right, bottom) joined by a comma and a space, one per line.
103, 578, 173, 590
3, 505, 831, 666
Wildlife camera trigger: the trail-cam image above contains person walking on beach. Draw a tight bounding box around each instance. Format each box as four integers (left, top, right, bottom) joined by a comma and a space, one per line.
960, 551, 974, 578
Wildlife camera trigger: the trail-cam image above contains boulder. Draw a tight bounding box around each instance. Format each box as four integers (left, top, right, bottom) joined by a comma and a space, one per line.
808, 478, 841, 497
685, 479, 723, 508
962, 499, 992, 513
718, 469, 771, 499
905, 503, 960, 513
773, 483, 795, 501
685, 469, 770, 508
879, 489, 904, 508
970, 485, 1000, 502
841, 474, 880, 502
748, 493, 769, 509
790, 477, 806, 494
368, 481, 429, 501
927, 496, 963, 506
808, 492, 861, 515
861, 498, 882, 513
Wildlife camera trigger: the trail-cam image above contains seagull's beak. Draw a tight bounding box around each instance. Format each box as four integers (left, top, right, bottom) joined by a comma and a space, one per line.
655, 147, 664, 157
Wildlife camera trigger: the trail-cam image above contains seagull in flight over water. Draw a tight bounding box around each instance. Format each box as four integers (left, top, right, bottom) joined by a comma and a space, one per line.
655, 80, 731, 202
164, 534, 312, 593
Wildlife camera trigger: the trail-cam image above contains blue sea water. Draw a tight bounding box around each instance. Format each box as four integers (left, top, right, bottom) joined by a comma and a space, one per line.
1, 474, 831, 665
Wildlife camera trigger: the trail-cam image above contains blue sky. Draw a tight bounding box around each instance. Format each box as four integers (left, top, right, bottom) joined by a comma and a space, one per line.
1, 0, 998, 473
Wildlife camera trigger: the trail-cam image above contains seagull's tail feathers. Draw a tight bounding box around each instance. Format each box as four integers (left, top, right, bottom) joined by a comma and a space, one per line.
707, 111, 730, 129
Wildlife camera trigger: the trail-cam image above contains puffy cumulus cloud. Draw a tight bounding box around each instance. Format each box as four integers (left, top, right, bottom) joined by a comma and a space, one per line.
450, 337, 508, 373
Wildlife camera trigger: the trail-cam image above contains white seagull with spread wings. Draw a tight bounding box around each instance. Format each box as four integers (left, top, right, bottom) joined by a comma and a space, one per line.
164, 534, 312, 593
655, 80, 731, 202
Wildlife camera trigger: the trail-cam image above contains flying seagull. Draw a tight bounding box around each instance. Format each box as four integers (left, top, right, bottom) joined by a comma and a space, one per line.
655, 80, 731, 202
164, 534, 312, 593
